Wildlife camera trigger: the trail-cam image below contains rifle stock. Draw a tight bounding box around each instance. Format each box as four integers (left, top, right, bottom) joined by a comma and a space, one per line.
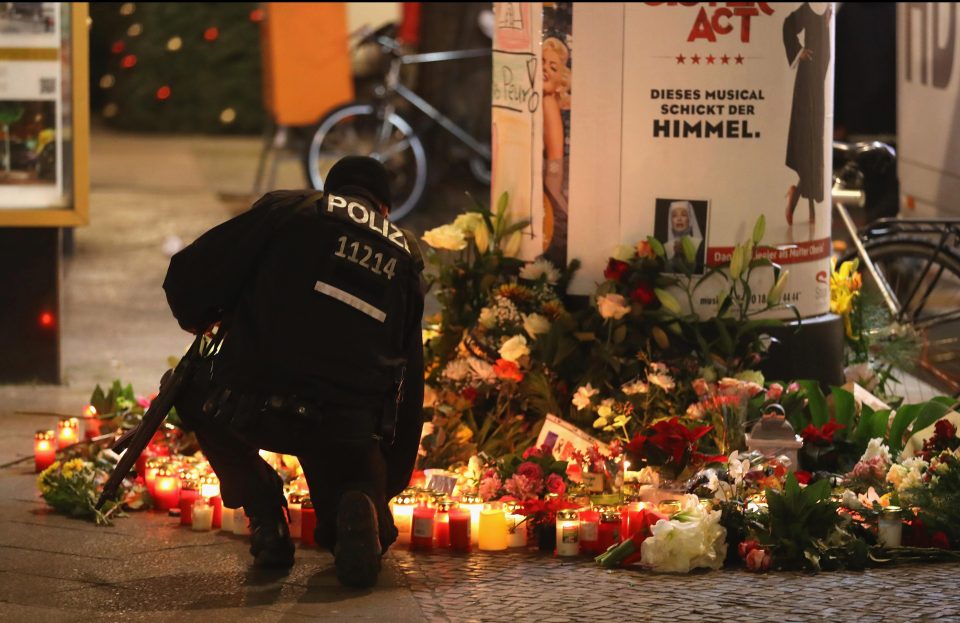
95, 333, 207, 511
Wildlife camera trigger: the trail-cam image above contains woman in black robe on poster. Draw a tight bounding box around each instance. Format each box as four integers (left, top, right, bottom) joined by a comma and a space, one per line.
783, 3, 832, 226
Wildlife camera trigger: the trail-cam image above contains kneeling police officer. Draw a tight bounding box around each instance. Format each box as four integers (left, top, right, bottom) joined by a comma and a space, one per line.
163, 157, 424, 588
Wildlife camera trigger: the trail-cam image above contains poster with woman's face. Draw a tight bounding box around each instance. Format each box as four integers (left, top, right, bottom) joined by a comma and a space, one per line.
541, 2, 573, 268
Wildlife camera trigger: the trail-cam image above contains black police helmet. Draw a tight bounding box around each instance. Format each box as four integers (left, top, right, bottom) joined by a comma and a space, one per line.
324, 156, 392, 211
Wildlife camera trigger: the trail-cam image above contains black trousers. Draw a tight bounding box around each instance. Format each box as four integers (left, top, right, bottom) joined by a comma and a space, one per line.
174, 362, 398, 552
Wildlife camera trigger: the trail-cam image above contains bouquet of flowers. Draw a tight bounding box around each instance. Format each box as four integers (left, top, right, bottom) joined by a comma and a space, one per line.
37, 458, 126, 526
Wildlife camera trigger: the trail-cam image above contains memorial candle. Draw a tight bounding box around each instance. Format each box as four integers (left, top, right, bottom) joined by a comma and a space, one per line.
878, 506, 903, 548
34, 430, 56, 473
56, 418, 79, 450
191, 498, 213, 531
459, 494, 484, 546
411, 503, 436, 550
178, 475, 200, 526
220, 506, 235, 532
579, 507, 601, 555
287, 492, 304, 539
199, 475, 221, 528
233, 507, 251, 535
627, 499, 646, 537
556, 509, 580, 556
153, 467, 180, 512
478, 502, 508, 551
300, 499, 317, 546
144, 457, 165, 499
390, 490, 417, 546
433, 499, 452, 548
449, 506, 472, 553
505, 501, 527, 548
598, 509, 622, 551
82, 405, 101, 439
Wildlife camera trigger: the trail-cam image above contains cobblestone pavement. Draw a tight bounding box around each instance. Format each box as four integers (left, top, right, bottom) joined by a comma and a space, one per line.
392, 548, 960, 623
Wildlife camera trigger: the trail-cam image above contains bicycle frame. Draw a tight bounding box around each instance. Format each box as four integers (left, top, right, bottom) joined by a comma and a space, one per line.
373, 39, 492, 161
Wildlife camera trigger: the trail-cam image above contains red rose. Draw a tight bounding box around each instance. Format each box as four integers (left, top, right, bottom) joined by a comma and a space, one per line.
745, 548, 771, 572
800, 417, 845, 444
546, 473, 566, 495
934, 419, 957, 442
493, 358, 524, 382
738, 539, 760, 559
793, 470, 812, 485
931, 531, 951, 549
604, 258, 630, 282
461, 387, 478, 404
565, 461, 583, 484
516, 461, 544, 482
630, 281, 655, 306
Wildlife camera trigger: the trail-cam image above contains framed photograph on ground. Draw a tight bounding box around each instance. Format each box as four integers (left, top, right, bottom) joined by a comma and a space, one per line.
0, 2, 88, 226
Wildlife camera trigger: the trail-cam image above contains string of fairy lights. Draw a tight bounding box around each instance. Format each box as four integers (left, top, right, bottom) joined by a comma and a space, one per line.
97, 2, 265, 127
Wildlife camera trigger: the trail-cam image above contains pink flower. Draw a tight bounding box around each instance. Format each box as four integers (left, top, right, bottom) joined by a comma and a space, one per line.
787, 382, 800, 394
504, 474, 541, 500
738, 539, 760, 559
745, 548, 771, 572
692, 378, 711, 397
565, 461, 583, 484
851, 457, 888, 482
136, 396, 152, 409
766, 383, 784, 402
478, 473, 503, 501
545, 473, 566, 495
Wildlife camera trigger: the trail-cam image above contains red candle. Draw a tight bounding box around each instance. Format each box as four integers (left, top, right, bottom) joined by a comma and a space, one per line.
409, 470, 426, 489
579, 508, 601, 555
56, 418, 80, 450
34, 430, 56, 473
411, 504, 435, 551
179, 487, 199, 526
144, 458, 164, 499
300, 500, 317, 547
621, 503, 630, 540
153, 467, 180, 511
598, 510, 622, 552
82, 405, 101, 440
434, 501, 452, 548
449, 507, 472, 553
627, 501, 647, 538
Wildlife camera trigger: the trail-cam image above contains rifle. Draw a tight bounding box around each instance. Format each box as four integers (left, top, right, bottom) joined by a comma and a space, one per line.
95, 331, 218, 510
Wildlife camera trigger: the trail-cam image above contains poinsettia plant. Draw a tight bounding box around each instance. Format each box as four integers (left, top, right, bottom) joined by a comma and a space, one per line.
625, 417, 725, 481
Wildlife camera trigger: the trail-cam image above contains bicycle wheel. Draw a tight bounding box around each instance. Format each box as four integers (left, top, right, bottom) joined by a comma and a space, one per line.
304, 102, 427, 221
842, 238, 960, 394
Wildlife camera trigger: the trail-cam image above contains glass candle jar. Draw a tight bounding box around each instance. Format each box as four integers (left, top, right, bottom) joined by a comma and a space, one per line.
153, 467, 181, 512
178, 474, 200, 526
390, 490, 417, 546
411, 502, 436, 550
434, 499, 453, 548
556, 509, 580, 557
598, 509, 622, 552
191, 498, 214, 531
579, 507, 601, 555
449, 505, 472, 553
287, 492, 304, 539
478, 502, 508, 551
878, 506, 903, 548
56, 418, 80, 450
459, 494, 484, 546
300, 498, 317, 546
34, 430, 56, 473
505, 501, 527, 548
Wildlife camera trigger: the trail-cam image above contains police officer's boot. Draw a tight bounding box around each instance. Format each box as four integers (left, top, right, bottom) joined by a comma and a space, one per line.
249, 507, 295, 569
334, 490, 382, 588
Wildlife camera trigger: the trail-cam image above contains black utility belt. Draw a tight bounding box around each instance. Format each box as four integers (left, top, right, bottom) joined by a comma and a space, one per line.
202, 388, 324, 428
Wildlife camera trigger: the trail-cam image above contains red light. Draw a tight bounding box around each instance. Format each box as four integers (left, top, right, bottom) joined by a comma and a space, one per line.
111, 40, 125, 54
203, 27, 219, 41
39, 312, 55, 328
249, 8, 265, 23
121, 54, 137, 69
156, 85, 171, 101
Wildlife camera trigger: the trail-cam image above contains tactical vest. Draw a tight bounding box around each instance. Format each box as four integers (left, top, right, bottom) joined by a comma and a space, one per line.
247, 192, 420, 396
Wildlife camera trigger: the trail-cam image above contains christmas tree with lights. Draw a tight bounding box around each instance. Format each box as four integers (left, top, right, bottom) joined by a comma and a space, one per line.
90, 2, 266, 134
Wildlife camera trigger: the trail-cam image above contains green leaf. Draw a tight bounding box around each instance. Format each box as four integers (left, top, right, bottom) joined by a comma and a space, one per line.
888, 404, 921, 458
681, 236, 697, 265
910, 400, 955, 441
752, 215, 766, 244
713, 318, 734, 357
654, 288, 682, 315
798, 380, 829, 426
612, 324, 627, 344
830, 386, 856, 438
648, 235, 666, 259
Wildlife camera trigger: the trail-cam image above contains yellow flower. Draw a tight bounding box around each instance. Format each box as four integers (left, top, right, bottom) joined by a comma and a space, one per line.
61, 458, 86, 480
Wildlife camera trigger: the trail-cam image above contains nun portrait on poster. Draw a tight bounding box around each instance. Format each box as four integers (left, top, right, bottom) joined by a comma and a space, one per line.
653, 198, 709, 275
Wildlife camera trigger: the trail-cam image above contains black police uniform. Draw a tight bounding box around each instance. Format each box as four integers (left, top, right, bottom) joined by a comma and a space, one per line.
163, 188, 425, 554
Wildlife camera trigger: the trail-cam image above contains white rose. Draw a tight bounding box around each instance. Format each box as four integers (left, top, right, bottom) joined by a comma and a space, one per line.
422, 224, 467, 251
523, 313, 551, 337
519, 259, 561, 284
498, 335, 530, 362
597, 294, 630, 320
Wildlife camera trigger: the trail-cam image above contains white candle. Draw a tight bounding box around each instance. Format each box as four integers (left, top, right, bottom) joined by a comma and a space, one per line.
191, 500, 214, 531
288, 502, 303, 539
878, 507, 902, 548
505, 503, 527, 548
232, 507, 250, 535
391, 491, 417, 546
556, 510, 580, 556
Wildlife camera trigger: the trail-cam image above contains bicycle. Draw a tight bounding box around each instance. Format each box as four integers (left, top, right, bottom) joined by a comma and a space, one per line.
832, 141, 960, 396
303, 23, 492, 221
